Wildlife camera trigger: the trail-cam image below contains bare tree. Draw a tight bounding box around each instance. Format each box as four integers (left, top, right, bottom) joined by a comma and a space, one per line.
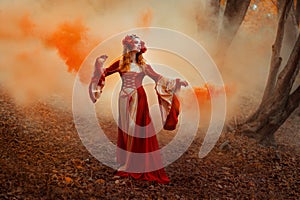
240, 0, 300, 146
247, 0, 299, 122
277, 0, 299, 65
217, 0, 251, 52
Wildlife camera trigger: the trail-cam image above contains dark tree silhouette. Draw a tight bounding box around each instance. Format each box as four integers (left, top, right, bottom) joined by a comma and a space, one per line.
240, 0, 300, 146
296, 0, 300, 25
217, 0, 251, 52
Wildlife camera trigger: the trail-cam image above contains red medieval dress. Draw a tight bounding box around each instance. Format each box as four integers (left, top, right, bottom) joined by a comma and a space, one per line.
89, 59, 181, 184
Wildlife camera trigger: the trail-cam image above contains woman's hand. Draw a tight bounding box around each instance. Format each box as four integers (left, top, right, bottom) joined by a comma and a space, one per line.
93, 87, 101, 99
180, 80, 188, 87
96, 55, 108, 64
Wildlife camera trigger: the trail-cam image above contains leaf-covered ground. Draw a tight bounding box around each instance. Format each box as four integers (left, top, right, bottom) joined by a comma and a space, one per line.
0, 87, 299, 199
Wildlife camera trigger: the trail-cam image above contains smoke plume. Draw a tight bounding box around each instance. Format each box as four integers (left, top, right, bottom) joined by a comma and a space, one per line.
0, 0, 277, 122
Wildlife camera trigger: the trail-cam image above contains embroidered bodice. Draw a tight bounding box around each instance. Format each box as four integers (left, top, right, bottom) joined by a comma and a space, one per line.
120, 63, 145, 96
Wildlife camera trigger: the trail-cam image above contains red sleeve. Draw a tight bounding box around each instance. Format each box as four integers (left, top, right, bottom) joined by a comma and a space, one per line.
104, 60, 120, 77
95, 60, 120, 86
89, 60, 120, 103
144, 64, 162, 82
91, 59, 104, 83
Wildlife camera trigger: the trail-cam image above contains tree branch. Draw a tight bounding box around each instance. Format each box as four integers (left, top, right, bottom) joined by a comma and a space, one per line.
218, 0, 251, 50
276, 34, 300, 97
261, 0, 293, 101
245, 0, 293, 124
296, 0, 300, 26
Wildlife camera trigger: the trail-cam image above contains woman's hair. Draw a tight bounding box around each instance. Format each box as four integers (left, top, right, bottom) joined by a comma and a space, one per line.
120, 34, 147, 73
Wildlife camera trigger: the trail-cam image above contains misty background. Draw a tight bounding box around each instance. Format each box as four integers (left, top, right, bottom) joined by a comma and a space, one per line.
0, 0, 277, 122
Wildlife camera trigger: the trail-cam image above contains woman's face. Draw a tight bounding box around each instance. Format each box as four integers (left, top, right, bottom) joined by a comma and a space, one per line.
130, 38, 141, 52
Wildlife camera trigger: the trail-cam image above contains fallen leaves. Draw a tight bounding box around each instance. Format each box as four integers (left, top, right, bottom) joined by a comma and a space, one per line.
0, 87, 299, 199
64, 177, 73, 184
95, 179, 105, 184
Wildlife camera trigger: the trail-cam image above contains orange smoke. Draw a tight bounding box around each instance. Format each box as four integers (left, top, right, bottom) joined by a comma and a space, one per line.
19, 13, 36, 36
0, 7, 103, 104
181, 83, 235, 127
44, 19, 99, 74
193, 83, 235, 107
137, 8, 153, 27
12, 13, 100, 77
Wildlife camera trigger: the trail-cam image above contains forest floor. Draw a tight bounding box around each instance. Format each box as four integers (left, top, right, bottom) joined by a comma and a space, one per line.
0, 86, 299, 199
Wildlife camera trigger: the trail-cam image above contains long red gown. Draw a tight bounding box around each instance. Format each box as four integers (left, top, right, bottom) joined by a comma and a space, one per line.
90, 59, 181, 184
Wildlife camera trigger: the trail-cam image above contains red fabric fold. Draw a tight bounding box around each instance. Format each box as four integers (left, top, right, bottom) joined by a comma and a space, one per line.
116, 87, 170, 184
163, 94, 180, 130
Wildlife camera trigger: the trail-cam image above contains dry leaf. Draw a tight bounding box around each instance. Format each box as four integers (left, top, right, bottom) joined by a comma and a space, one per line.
65, 177, 73, 183
95, 179, 105, 184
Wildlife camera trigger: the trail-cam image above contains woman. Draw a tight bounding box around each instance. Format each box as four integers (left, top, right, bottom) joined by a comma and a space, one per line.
89, 34, 188, 184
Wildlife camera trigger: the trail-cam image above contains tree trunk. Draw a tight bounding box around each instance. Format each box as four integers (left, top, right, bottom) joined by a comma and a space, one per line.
242, 84, 300, 146
217, 0, 251, 51
240, 0, 300, 147
246, 0, 293, 123
278, 0, 299, 64
296, 0, 300, 25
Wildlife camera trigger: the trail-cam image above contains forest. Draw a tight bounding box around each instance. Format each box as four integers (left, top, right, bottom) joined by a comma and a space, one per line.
0, 0, 299, 199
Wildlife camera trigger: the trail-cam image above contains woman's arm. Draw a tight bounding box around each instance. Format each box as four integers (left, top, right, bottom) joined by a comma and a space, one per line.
103, 60, 120, 77
145, 64, 188, 87
89, 55, 120, 103
144, 64, 162, 82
